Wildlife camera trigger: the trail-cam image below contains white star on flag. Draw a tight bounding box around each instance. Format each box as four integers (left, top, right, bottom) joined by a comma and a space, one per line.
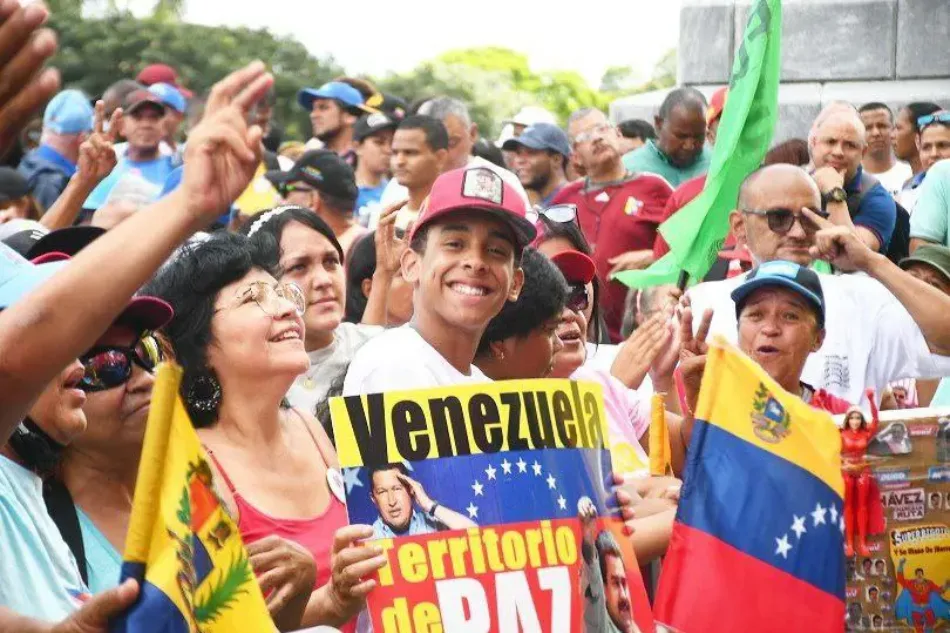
516, 458, 527, 473
343, 468, 363, 494
501, 459, 512, 475
546, 474, 557, 490
532, 461, 543, 476
466, 502, 479, 519
791, 515, 807, 539
829, 505, 838, 523
485, 464, 497, 480
775, 534, 792, 559
811, 502, 827, 527
839, 516, 845, 533
472, 480, 484, 496
557, 495, 567, 510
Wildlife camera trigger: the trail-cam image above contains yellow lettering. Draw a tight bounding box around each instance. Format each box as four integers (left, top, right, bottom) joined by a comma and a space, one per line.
398, 543, 429, 583
541, 520, 558, 566
482, 528, 506, 572
381, 597, 411, 633
377, 539, 396, 586
427, 538, 449, 580
447, 535, 470, 577
468, 528, 487, 574
555, 526, 578, 565
500, 531, 527, 570
413, 601, 443, 633
524, 527, 544, 568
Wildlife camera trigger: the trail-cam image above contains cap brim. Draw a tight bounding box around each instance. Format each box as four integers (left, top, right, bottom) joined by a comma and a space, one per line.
355, 122, 397, 142
27, 226, 105, 259
731, 277, 823, 318
899, 256, 950, 282
264, 169, 294, 187
126, 100, 166, 115
412, 204, 537, 249
551, 250, 596, 284
0, 260, 66, 309
115, 296, 174, 333
501, 136, 545, 152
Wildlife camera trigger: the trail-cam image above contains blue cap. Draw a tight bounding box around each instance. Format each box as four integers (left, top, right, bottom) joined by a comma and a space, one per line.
0, 242, 67, 310
730, 260, 825, 327
297, 82, 366, 112
43, 89, 94, 135
147, 82, 187, 114
501, 123, 571, 158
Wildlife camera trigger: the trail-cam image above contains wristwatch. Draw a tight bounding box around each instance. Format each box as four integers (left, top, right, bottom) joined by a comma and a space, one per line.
823, 186, 847, 204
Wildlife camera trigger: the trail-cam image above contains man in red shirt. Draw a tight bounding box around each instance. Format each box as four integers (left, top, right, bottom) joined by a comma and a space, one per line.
552, 108, 673, 342
895, 558, 950, 632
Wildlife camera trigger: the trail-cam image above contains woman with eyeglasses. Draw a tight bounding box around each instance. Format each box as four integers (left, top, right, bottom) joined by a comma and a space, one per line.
52, 299, 172, 595
146, 232, 385, 632
242, 203, 405, 417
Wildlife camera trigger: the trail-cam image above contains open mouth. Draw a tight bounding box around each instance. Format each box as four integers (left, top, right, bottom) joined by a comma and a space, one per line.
558, 328, 583, 345
755, 345, 780, 356
449, 282, 490, 298
270, 326, 302, 343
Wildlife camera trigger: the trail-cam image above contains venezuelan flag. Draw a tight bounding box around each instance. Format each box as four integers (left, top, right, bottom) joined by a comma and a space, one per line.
111, 365, 275, 633
654, 338, 844, 633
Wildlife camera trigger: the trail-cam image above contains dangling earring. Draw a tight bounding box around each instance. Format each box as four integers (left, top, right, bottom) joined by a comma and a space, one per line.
185, 371, 222, 414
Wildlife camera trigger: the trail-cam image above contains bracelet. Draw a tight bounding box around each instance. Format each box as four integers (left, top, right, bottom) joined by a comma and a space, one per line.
429, 502, 440, 518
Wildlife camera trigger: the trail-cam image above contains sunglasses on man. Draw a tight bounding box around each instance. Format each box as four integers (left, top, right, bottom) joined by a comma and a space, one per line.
526, 203, 578, 226
741, 207, 829, 235
79, 334, 163, 392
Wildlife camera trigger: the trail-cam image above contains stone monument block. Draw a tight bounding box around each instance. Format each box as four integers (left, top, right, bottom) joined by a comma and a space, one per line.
735, 0, 897, 81
896, 0, 950, 79
679, 0, 735, 85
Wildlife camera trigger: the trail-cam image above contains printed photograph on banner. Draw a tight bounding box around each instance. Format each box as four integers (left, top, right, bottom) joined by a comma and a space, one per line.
329, 379, 655, 633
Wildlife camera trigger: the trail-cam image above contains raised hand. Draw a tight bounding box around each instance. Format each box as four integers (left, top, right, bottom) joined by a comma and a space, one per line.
327, 525, 388, 621
375, 199, 408, 277
0, 0, 60, 159
76, 101, 120, 185
179, 61, 273, 226
610, 312, 672, 390
396, 472, 433, 512
803, 207, 874, 272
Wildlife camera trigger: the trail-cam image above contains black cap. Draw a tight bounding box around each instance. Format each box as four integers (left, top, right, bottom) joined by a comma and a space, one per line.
2, 225, 105, 259
0, 168, 30, 203
124, 88, 166, 116
354, 112, 397, 142
364, 92, 408, 120
266, 149, 358, 203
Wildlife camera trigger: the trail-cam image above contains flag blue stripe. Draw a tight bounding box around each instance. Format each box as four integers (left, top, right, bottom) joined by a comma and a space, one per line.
110, 563, 190, 633
345, 448, 614, 527
678, 420, 845, 598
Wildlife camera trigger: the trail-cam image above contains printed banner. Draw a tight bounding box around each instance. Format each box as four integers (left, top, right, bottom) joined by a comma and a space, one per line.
330, 379, 654, 633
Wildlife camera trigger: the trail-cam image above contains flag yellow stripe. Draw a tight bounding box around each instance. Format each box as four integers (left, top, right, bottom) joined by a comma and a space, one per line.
696, 338, 844, 496
123, 363, 181, 564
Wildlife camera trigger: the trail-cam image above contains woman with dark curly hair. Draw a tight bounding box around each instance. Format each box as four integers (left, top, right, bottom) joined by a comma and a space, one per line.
145, 232, 385, 632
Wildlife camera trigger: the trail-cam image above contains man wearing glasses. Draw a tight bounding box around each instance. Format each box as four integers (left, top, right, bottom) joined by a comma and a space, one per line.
266, 149, 366, 255
682, 163, 950, 406
552, 108, 673, 343
809, 105, 898, 255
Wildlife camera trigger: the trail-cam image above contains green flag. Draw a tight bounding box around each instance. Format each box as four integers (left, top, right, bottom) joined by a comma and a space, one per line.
616, 0, 782, 289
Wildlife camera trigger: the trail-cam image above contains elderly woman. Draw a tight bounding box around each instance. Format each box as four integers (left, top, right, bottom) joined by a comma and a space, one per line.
242, 205, 404, 415
146, 232, 385, 631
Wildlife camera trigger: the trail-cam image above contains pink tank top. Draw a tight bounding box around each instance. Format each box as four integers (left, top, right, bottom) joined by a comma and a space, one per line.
206, 417, 353, 631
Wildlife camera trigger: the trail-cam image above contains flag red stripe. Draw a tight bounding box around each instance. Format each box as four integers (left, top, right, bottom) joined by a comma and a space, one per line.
655, 524, 844, 633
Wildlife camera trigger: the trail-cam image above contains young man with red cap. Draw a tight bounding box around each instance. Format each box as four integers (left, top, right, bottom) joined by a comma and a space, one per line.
552, 108, 673, 343
343, 166, 533, 394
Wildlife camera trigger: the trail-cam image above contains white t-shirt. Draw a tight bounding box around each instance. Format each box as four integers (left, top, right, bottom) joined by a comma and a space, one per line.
343, 325, 490, 395
866, 161, 913, 199
286, 322, 383, 413
368, 156, 531, 229
686, 271, 950, 405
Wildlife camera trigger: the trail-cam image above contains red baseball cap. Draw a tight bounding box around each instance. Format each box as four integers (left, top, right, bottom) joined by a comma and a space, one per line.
707, 87, 728, 125
409, 166, 536, 248
136, 63, 193, 99
551, 250, 596, 284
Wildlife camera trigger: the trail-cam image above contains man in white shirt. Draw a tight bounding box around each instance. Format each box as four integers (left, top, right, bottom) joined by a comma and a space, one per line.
684, 163, 950, 405
372, 97, 529, 227
859, 102, 912, 199
344, 165, 535, 395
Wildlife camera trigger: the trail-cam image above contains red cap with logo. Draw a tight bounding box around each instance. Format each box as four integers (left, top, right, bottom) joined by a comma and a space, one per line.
408, 166, 537, 248
707, 87, 728, 125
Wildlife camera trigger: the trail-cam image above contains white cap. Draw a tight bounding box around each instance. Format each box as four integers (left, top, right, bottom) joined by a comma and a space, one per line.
496, 106, 557, 146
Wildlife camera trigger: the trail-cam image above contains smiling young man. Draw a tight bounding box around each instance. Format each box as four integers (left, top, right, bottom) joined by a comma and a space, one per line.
343, 166, 534, 394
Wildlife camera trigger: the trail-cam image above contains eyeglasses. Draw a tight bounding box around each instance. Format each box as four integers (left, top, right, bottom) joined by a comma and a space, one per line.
526, 203, 578, 226
79, 334, 163, 392
566, 283, 590, 314
281, 184, 316, 197
741, 207, 829, 235
573, 123, 613, 145
218, 281, 307, 317
918, 111, 950, 131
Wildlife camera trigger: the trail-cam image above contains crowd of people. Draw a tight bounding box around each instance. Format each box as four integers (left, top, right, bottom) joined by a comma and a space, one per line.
2, 2, 950, 631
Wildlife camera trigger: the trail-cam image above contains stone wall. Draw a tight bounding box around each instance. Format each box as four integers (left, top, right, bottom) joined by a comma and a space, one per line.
610, 0, 950, 143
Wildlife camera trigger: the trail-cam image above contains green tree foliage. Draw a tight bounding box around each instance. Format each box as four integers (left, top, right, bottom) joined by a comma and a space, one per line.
46, 2, 342, 139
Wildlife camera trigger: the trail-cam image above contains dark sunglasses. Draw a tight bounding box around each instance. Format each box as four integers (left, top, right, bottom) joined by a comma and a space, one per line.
566, 283, 590, 314
79, 334, 163, 392
527, 203, 578, 226
741, 207, 828, 235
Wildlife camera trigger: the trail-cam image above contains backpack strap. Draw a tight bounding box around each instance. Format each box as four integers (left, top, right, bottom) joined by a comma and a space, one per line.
42, 478, 89, 586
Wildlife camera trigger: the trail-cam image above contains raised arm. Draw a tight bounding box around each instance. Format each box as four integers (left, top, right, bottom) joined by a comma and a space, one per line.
360, 200, 407, 326
866, 388, 880, 437
0, 62, 273, 442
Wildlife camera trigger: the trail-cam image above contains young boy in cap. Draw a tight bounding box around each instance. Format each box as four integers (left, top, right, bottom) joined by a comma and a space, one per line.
343, 166, 534, 394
